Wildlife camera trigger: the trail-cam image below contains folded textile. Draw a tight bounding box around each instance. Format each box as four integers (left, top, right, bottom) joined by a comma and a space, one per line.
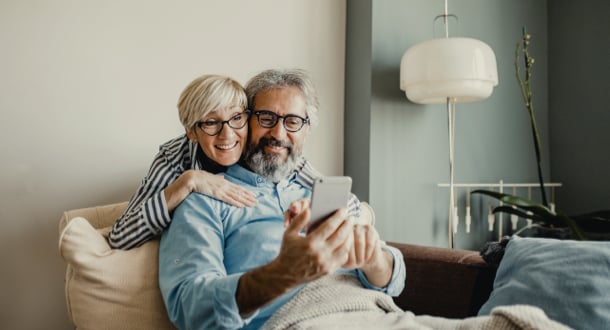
262, 273, 571, 330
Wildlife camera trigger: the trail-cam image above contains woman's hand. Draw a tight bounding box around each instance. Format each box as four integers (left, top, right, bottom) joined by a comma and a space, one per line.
164, 170, 257, 212
190, 170, 257, 207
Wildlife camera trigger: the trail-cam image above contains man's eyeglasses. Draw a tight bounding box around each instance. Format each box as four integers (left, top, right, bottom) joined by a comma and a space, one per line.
196, 110, 250, 136
252, 110, 309, 133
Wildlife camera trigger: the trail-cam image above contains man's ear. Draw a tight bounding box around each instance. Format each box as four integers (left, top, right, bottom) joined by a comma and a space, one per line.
303, 124, 312, 138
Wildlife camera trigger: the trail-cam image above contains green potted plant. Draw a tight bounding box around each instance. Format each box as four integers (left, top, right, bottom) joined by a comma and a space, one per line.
472, 28, 610, 240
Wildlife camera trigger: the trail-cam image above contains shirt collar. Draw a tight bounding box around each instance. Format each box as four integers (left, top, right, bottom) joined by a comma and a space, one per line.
226, 164, 297, 188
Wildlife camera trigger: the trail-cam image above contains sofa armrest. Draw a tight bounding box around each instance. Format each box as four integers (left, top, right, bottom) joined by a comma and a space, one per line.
59, 201, 129, 233
387, 242, 496, 319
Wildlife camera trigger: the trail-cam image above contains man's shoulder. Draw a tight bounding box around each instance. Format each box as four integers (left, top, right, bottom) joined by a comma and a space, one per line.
182, 190, 224, 207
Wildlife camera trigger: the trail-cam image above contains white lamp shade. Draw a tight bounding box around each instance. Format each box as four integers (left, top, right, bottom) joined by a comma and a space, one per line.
400, 37, 498, 104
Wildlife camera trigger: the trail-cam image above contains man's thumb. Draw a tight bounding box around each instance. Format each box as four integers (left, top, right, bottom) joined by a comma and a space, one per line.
286, 207, 310, 234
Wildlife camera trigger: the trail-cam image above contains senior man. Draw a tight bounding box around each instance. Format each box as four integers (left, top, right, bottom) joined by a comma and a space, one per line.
158, 69, 406, 330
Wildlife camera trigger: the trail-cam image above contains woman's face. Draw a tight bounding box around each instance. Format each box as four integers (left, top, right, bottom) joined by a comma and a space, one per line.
186, 105, 248, 166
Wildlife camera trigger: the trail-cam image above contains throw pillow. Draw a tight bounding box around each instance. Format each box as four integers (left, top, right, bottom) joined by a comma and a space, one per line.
478, 236, 610, 330
59, 217, 176, 330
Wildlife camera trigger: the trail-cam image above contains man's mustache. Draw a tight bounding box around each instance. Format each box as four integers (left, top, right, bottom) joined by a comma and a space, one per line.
257, 137, 293, 152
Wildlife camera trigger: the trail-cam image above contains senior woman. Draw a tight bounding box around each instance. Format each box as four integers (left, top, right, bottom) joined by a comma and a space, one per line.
109, 73, 359, 250
108, 74, 257, 249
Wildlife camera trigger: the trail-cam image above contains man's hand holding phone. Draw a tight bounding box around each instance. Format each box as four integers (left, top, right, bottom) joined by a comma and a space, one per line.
278, 196, 354, 284
280, 176, 393, 288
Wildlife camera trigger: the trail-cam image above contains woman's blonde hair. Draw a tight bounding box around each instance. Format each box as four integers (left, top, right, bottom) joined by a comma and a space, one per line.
178, 74, 247, 131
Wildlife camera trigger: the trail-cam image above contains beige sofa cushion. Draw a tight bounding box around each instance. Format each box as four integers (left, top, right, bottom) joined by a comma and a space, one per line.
57, 201, 376, 329
58, 203, 175, 330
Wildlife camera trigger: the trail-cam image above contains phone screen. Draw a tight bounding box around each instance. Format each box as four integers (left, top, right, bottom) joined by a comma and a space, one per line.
307, 176, 352, 233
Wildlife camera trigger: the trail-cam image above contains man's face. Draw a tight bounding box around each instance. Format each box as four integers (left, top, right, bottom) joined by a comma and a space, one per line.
244, 86, 311, 182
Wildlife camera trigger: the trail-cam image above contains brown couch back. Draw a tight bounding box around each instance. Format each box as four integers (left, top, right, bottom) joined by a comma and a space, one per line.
388, 242, 496, 318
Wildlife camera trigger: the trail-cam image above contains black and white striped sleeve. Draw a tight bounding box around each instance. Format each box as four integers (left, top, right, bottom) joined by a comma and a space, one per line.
108, 144, 185, 250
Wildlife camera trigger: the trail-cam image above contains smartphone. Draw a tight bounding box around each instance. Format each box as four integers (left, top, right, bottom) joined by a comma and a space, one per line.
306, 176, 353, 233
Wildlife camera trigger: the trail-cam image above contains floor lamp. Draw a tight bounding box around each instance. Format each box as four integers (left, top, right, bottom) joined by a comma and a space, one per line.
399, 0, 498, 248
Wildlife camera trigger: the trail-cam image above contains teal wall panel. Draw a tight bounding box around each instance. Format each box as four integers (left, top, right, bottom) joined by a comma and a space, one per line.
549, 0, 610, 215
346, 0, 550, 249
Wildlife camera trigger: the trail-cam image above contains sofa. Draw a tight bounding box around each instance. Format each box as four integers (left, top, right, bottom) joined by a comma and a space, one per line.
60, 202, 610, 329
58, 201, 496, 329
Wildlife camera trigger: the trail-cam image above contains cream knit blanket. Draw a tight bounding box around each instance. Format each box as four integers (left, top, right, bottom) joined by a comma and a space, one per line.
261, 274, 571, 330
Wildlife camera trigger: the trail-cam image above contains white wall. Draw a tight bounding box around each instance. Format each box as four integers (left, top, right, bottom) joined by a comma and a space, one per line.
0, 1, 345, 328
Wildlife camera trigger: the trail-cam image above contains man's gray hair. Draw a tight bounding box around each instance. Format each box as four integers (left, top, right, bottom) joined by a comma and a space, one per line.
245, 69, 320, 127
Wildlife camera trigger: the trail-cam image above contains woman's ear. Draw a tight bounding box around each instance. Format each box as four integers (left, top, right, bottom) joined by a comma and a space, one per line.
185, 128, 197, 143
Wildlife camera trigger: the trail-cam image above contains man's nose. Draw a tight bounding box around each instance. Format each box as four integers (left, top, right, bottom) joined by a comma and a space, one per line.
269, 120, 288, 140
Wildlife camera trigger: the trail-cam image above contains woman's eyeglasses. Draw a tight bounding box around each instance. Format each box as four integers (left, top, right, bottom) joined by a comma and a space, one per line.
196, 110, 250, 136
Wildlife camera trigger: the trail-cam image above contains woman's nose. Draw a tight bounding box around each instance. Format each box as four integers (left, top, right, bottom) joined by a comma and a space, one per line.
217, 122, 237, 138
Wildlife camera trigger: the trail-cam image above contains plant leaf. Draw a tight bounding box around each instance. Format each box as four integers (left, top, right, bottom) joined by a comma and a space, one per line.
492, 206, 545, 222
557, 215, 587, 240
471, 190, 555, 216
569, 210, 610, 233
571, 210, 610, 222
493, 205, 569, 227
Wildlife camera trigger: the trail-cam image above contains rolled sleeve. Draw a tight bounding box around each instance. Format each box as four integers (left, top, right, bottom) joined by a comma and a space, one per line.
356, 242, 406, 297
209, 274, 259, 328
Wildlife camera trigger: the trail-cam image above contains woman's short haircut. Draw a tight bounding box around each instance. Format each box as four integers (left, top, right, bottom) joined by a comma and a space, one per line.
245, 69, 320, 127
178, 74, 247, 131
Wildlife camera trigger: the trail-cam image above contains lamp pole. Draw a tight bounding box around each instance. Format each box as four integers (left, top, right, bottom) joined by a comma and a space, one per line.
447, 97, 456, 249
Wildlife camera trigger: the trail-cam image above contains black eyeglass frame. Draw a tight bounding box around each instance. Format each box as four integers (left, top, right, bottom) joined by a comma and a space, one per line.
195, 110, 251, 136
251, 110, 310, 133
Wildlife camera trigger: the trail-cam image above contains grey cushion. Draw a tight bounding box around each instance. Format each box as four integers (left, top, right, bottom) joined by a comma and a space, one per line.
478, 236, 610, 330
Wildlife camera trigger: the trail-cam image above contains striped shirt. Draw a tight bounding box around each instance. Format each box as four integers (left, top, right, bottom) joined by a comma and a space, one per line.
108, 134, 360, 250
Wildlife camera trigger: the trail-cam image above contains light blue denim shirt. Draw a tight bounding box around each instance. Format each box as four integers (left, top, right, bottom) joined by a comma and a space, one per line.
159, 164, 406, 330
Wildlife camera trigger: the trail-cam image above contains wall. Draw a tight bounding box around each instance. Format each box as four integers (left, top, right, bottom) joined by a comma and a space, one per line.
346, 0, 551, 249
548, 0, 610, 215
0, 0, 346, 328
345, 0, 373, 201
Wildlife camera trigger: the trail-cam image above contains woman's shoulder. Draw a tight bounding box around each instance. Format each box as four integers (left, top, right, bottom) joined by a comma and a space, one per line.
294, 158, 322, 189
157, 134, 193, 158
159, 134, 190, 151
154, 134, 193, 169
297, 158, 321, 176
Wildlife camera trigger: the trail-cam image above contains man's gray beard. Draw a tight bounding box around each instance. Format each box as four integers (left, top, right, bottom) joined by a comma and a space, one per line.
244, 147, 300, 183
